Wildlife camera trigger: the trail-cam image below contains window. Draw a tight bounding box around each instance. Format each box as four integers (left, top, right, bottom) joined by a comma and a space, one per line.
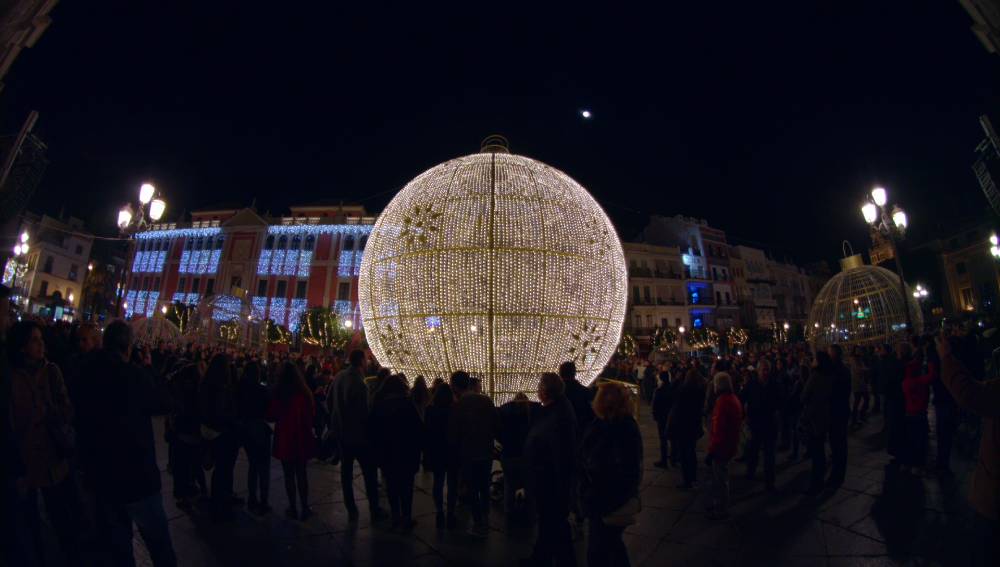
716, 291, 722, 304
191, 278, 200, 293
75, 245, 83, 255
143, 277, 150, 290
304, 235, 315, 251
69, 264, 79, 281
359, 235, 368, 250
257, 280, 267, 296
178, 277, 187, 292
632, 286, 640, 303
337, 282, 350, 301
660, 318, 668, 328
277, 235, 288, 249
43, 256, 53, 274
231, 276, 242, 289
675, 317, 682, 327
725, 292, 731, 305
39, 280, 48, 297
154, 277, 161, 291
265, 235, 274, 250
205, 279, 215, 297
295, 281, 307, 299
344, 234, 355, 251
642, 286, 651, 302
634, 314, 642, 328
645, 315, 653, 328
275, 280, 287, 298
955, 262, 967, 275
712, 267, 718, 280
215, 235, 224, 250
291, 235, 302, 250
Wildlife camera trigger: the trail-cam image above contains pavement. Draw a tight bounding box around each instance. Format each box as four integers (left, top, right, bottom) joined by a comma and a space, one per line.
46, 406, 986, 566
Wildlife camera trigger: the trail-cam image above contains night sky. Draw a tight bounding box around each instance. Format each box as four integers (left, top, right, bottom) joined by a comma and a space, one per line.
3, 1, 999, 263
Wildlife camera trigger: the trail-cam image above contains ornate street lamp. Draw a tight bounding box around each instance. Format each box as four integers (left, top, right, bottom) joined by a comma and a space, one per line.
990, 233, 999, 260
860, 186, 913, 331
115, 182, 168, 317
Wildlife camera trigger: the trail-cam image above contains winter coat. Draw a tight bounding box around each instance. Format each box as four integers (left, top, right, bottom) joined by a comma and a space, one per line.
10, 361, 74, 488
327, 365, 369, 447
369, 393, 423, 475
581, 416, 642, 517
651, 382, 674, 424
75, 350, 171, 503
902, 360, 936, 416
268, 392, 316, 462
423, 404, 453, 470
829, 362, 852, 425
667, 371, 705, 442
524, 395, 578, 509
497, 399, 539, 460
800, 366, 833, 436
940, 354, 1000, 521
879, 354, 904, 403
564, 378, 596, 434
707, 392, 743, 460
448, 391, 499, 462
741, 375, 785, 439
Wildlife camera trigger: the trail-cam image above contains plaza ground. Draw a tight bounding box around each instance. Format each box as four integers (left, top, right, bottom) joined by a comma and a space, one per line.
51, 407, 984, 566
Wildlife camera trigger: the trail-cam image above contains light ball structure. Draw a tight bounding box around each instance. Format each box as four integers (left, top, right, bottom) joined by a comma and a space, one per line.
806, 254, 923, 348
358, 136, 628, 401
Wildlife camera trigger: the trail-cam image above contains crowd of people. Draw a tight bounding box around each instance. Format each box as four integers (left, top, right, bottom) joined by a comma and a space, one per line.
1, 274, 997, 567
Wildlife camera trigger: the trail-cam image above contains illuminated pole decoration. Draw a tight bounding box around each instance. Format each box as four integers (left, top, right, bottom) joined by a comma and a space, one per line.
357, 136, 629, 401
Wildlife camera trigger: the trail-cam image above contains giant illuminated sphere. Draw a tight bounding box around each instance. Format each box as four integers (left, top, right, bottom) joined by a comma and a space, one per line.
358, 137, 628, 401
806, 254, 923, 349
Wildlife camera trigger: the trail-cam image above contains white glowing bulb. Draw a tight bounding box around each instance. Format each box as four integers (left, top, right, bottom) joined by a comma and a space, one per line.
469, 324, 478, 333
13, 244, 21, 256
118, 206, 133, 230
161, 305, 168, 314
139, 183, 155, 205
343, 319, 353, 329
20, 231, 28, 243
149, 198, 166, 221
991, 233, 999, 246
871, 186, 887, 207
581, 109, 592, 119
861, 203, 878, 224
892, 207, 907, 230
678, 326, 686, 334
68, 293, 74, 304
20, 243, 28, 254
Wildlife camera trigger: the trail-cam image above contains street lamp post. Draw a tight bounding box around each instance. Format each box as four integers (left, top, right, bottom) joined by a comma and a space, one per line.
860, 186, 913, 331
11, 231, 30, 310
114, 183, 167, 318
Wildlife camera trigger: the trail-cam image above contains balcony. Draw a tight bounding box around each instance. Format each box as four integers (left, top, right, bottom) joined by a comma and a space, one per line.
655, 270, 683, 279
685, 268, 711, 280
629, 267, 654, 278
687, 296, 715, 307
656, 298, 685, 306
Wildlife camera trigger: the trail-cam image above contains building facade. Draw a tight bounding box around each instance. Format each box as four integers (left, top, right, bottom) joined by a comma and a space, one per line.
2, 212, 93, 320
731, 245, 777, 329
123, 204, 375, 332
939, 223, 999, 315
640, 215, 740, 330
623, 243, 688, 338
769, 260, 812, 328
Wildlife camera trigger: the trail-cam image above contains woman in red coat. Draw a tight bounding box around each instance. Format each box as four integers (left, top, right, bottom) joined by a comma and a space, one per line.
901, 341, 937, 474
268, 362, 317, 520
706, 372, 744, 520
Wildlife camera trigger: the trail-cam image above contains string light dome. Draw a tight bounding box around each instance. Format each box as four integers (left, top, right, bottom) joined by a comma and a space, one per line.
806, 253, 923, 348
358, 136, 628, 401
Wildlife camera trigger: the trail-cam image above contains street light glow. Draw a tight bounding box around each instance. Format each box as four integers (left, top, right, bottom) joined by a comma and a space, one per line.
678, 325, 686, 334
871, 186, 887, 207
861, 203, 878, 224
891, 206, 907, 230
991, 233, 999, 247
20, 231, 28, 243
139, 183, 156, 205
13, 244, 21, 256
581, 109, 592, 119
117, 206, 133, 230
149, 198, 166, 221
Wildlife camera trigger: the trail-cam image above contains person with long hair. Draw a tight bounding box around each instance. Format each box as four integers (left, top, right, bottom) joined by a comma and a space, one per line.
237, 361, 273, 514
268, 362, 316, 520
424, 382, 457, 529
7, 320, 81, 564
581, 381, 642, 567
369, 374, 423, 529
